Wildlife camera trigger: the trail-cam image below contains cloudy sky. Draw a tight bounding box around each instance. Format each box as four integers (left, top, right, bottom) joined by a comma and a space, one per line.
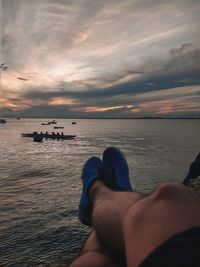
1, 0, 200, 118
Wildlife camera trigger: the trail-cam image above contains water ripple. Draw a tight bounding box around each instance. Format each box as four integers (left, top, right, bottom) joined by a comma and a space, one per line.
0, 119, 199, 266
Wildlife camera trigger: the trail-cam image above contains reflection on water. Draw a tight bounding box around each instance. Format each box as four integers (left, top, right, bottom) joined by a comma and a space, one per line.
0, 119, 200, 266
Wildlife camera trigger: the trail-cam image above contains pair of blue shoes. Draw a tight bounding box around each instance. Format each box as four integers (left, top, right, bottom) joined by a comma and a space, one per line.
79, 147, 133, 226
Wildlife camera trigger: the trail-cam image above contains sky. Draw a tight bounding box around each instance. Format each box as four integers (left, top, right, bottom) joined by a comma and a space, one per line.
0, 0, 200, 118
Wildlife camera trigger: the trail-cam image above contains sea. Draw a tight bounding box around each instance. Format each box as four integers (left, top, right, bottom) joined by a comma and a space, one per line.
0, 118, 200, 266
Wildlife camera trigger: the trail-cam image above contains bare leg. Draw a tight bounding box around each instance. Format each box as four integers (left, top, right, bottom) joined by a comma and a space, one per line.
71, 182, 143, 267
90, 181, 143, 256
74, 150, 200, 266
90, 182, 200, 267
70, 231, 117, 267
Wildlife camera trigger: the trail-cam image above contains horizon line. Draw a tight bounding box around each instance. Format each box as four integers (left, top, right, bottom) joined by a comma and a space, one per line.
1, 116, 200, 120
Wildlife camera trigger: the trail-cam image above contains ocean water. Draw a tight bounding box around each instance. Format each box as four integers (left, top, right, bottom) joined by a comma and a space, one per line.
0, 118, 200, 266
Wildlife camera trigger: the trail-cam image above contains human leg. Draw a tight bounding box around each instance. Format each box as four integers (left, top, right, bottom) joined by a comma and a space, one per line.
89, 180, 200, 267
89, 150, 200, 266
90, 180, 143, 256
79, 147, 144, 255
74, 147, 144, 266
76, 148, 200, 267
71, 188, 143, 267
72, 152, 136, 267
123, 183, 200, 267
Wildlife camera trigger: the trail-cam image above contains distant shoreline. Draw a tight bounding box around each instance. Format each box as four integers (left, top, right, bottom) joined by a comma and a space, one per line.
1, 117, 200, 120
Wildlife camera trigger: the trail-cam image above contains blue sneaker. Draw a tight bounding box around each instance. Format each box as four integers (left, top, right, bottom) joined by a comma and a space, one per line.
102, 147, 133, 191
183, 153, 200, 186
79, 156, 103, 226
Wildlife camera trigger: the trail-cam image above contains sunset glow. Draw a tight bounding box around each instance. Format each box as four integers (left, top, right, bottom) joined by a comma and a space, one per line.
1, 0, 200, 118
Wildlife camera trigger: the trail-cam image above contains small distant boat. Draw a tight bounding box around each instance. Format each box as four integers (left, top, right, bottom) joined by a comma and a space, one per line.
48, 120, 57, 124
41, 123, 50, 125
33, 135, 43, 142
16, 117, 21, 120
0, 119, 7, 124
54, 126, 64, 129
72, 121, 76, 125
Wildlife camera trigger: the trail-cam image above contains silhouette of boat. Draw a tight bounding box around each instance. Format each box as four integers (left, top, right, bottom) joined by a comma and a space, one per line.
48, 120, 57, 124
0, 119, 7, 124
72, 121, 76, 125
54, 126, 64, 129
41, 123, 50, 125
22, 131, 76, 140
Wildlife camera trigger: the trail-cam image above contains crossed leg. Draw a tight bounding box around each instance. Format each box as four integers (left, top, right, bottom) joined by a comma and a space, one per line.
71, 184, 142, 267
71, 181, 200, 267
71, 149, 200, 267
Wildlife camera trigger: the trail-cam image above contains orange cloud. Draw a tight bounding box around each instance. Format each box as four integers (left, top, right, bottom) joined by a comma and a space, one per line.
0, 97, 45, 110
48, 97, 76, 106
76, 105, 140, 113
138, 94, 200, 115
0, 99, 31, 110
0, 95, 77, 112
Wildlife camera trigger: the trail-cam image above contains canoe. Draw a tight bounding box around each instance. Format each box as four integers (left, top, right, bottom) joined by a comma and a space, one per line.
22, 132, 76, 140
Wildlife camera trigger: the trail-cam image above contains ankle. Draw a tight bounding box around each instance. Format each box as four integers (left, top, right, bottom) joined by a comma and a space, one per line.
89, 180, 104, 202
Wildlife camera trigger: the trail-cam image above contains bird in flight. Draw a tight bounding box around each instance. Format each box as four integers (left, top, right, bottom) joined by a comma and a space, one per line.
17, 77, 29, 81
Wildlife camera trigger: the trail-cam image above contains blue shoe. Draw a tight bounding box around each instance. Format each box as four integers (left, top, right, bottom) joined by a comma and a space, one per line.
79, 156, 103, 226
102, 147, 133, 191
183, 153, 200, 186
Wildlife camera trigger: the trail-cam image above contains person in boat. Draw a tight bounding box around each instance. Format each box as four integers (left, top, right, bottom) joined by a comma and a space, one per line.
52, 132, 56, 139
33, 131, 38, 136
56, 132, 60, 139
70, 147, 200, 267
45, 131, 48, 139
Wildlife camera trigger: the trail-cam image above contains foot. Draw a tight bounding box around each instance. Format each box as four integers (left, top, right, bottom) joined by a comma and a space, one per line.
102, 147, 133, 191
183, 153, 200, 186
79, 156, 103, 226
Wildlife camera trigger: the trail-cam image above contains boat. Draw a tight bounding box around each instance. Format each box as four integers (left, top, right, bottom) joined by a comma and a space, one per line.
41, 123, 50, 125
21, 131, 76, 140
54, 126, 64, 129
72, 121, 76, 125
48, 120, 57, 124
16, 117, 21, 120
0, 119, 7, 124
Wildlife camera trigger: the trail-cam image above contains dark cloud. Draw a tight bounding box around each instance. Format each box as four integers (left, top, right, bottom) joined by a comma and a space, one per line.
23, 69, 200, 101
0, 105, 74, 118
170, 43, 192, 55
165, 43, 200, 73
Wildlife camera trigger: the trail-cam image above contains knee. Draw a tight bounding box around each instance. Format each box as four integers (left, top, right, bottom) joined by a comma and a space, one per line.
123, 183, 185, 227
151, 183, 186, 201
